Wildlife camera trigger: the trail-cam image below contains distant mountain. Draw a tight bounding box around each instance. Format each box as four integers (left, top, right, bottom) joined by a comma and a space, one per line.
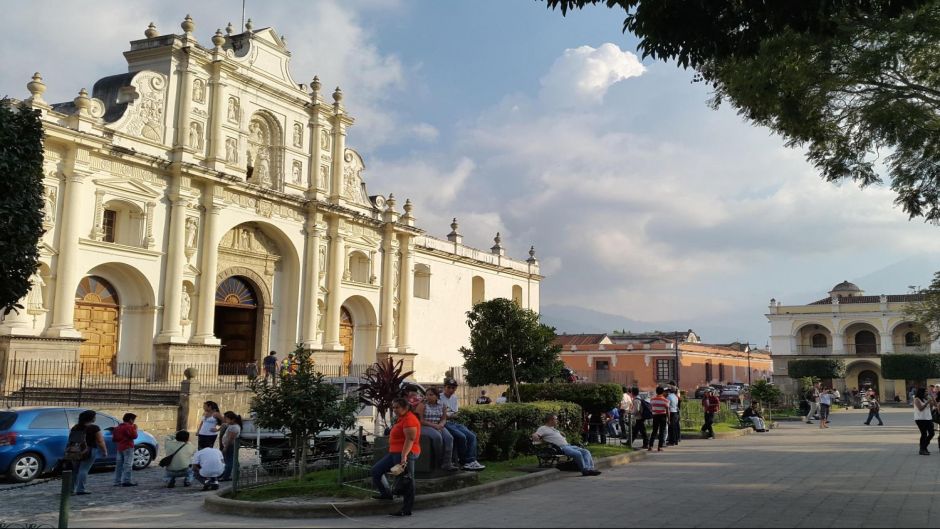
852, 253, 940, 294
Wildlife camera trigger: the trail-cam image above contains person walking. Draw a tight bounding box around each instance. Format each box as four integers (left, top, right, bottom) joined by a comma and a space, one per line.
864, 393, 884, 426
112, 413, 138, 487
819, 388, 833, 429
196, 401, 222, 450
913, 387, 936, 455
371, 397, 421, 517
69, 410, 108, 495
805, 382, 820, 424
219, 411, 242, 481
666, 386, 681, 445
263, 351, 279, 385
631, 387, 650, 449
701, 388, 720, 439
648, 386, 670, 452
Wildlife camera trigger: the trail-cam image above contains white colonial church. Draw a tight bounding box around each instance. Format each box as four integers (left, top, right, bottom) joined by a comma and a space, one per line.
0, 16, 541, 380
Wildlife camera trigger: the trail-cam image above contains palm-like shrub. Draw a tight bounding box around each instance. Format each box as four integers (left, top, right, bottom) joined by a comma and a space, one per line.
357, 357, 414, 432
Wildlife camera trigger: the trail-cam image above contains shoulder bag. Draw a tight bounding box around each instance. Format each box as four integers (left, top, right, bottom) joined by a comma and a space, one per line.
159, 444, 187, 468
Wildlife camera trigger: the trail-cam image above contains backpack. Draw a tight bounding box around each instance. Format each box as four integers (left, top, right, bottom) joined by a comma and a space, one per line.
64, 427, 90, 461
640, 399, 653, 420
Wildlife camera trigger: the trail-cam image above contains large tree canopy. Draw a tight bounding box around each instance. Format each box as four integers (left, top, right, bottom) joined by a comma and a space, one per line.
0, 101, 44, 315
544, 1, 940, 220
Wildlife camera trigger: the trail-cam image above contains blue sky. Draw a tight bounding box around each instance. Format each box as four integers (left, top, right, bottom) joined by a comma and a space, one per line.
3, 0, 938, 345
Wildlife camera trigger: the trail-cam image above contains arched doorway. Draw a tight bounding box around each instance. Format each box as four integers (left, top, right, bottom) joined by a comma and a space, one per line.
214, 276, 259, 371
340, 307, 354, 373
855, 331, 877, 354
858, 370, 879, 395
74, 276, 120, 373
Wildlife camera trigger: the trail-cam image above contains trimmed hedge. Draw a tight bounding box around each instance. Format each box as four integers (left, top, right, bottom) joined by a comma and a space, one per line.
455, 401, 582, 461
882, 354, 940, 380
787, 359, 846, 379
517, 383, 623, 413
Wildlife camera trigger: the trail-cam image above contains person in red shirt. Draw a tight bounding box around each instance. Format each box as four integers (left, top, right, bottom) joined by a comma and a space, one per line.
112, 413, 139, 487
701, 389, 721, 440
371, 397, 421, 516
648, 387, 670, 452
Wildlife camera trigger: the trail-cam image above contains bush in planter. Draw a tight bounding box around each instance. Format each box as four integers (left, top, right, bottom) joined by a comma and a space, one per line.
517, 383, 622, 413
455, 401, 582, 461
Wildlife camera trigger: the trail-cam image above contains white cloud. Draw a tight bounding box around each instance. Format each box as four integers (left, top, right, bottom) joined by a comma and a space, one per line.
539, 43, 645, 106
410, 123, 440, 142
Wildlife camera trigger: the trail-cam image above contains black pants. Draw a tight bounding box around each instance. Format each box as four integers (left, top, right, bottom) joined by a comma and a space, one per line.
633, 419, 648, 447
702, 412, 715, 438
649, 415, 668, 449
668, 413, 681, 445
916, 420, 935, 451
865, 409, 883, 425
198, 434, 218, 450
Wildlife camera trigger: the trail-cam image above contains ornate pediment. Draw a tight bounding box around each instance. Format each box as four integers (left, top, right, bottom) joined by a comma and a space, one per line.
342, 148, 371, 208
219, 224, 281, 258
105, 71, 168, 145
92, 177, 161, 199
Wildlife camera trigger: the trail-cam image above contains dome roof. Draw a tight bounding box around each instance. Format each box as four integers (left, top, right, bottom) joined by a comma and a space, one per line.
829, 280, 862, 294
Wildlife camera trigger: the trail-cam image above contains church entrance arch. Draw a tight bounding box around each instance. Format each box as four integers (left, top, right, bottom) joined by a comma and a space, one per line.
340, 307, 354, 373
74, 276, 120, 373
214, 276, 259, 371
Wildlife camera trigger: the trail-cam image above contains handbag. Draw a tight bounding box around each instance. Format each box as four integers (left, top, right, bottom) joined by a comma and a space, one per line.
159, 444, 187, 468
391, 474, 413, 496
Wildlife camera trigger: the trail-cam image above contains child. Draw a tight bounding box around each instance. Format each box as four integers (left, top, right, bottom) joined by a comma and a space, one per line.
112, 413, 138, 487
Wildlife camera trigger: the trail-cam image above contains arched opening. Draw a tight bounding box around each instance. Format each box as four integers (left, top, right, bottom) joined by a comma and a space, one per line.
512, 285, 523, 306
794, 322, 832, 353
348, 251, 371, 284
858, 369, 879, 395
854, 330, 877, 354
74, 276, 120, 373
414, 264, 431, 300
472, 276, 485, 305
340, 307, 354, 372
214, 276, 259, 371
892, 321, 929, 353
246, 112, 283, 190
102, 199, 145, 246
811, 333, 828, 348
905, 331, 922, 346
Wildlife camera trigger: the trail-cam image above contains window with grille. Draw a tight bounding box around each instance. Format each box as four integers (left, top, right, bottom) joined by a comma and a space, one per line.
656, 359, 675, 382
718, 363, 725, 382
705, 362, 713, 382
102, 210, 117, 243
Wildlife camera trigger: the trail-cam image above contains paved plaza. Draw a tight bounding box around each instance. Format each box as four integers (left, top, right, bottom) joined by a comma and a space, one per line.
2, 408, 937, 528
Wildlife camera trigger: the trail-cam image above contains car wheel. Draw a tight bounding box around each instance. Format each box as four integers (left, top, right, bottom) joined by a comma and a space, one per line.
9, 453, 43, 483
132, 445, 154, 470
342, 441, 358, 461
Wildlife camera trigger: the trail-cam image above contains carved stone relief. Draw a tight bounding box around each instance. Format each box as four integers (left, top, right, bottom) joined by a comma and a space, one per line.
292, 161, 302, 185
319, 165, 329, 190
192, 79, 206, 104
109, 71, 167, 143
293, 122, 303, 148
189, 121, 204, 150
227, 97, 239, 122
185, 217, 199, 249
225, 137, 238, 163
320, 130, 331, 150
42, 186, 57, 228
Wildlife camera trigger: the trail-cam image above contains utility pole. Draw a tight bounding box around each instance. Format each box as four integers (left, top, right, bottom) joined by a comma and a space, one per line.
674, 331, 681, 388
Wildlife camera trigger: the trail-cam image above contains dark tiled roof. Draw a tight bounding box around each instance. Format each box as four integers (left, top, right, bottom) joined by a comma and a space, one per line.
93, 72, 136, 123
809, 294, 925, 305
554, 334, 609, 346
610, 330, 695, 343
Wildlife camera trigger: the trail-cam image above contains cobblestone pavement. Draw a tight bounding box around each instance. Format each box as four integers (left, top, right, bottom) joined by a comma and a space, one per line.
4, 408, 939, 528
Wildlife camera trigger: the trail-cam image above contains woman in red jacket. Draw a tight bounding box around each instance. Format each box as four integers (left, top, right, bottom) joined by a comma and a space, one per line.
371, 398, 421, 516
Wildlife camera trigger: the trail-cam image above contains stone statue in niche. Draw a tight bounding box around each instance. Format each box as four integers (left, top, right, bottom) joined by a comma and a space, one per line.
185, 217, 198, 249
240, 228, 251, 250
227, 97, 239, 122
26, 271, 45, 314
319, 165, 328, 189
293, 123, 303, 148
225, 138, 238, 163
320, 130, 330, 150
292, 161, 302, 185
255, 151, 271, 187
181, 288, 192, 323
249, 121, 264, 145
42, 189, 56, 224
189, 121, 203, 149
192, 79, 205, 103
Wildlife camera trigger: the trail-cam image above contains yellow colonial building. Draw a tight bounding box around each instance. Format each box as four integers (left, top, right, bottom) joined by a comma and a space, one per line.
0, 16, 541, 381
767, 281, 934, 400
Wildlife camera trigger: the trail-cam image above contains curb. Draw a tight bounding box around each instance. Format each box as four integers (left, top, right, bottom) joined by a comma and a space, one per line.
204, 450, 647, 518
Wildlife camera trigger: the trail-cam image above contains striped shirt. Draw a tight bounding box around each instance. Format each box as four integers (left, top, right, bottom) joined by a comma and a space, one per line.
650, 395, 670, 416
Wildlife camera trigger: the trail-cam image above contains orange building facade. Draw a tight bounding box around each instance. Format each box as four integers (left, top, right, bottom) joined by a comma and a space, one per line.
559, 341, 773, 393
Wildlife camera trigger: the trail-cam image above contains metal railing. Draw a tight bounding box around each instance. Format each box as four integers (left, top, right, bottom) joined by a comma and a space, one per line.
845, 344, 880, 355
893, 343, 930, 354
796, 345, 833, 354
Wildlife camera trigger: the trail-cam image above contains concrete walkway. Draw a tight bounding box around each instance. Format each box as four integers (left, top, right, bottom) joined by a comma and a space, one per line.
6, 408, 937, 528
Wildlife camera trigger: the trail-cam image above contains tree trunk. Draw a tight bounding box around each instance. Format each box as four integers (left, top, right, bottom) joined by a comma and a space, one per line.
508, 344, 521, 402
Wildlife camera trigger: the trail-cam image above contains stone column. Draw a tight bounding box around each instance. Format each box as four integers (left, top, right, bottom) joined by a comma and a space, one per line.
398, 234, 414, 351
301, 211, 322, 348
193, 184, 220, 343
158, 189, 188, 342
330, 104, 346, 203
207, 64, 227, 168
47, 169, 87, 338
323, 220, 344, 348
832, 332, 845, 355
880, 321, 892, 354
379, 225, 396, 350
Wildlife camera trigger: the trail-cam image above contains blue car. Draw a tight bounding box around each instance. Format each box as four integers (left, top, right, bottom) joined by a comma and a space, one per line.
0, 407, 158, 483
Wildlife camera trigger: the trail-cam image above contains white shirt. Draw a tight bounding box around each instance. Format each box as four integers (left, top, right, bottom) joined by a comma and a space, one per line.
667, 393, 679, 413
534, 425, 568, 447
198, 415, 219, 436
820, 393, 832, 406
192, 447, 225, 477
495, 396, 507, 404
620, 393, 633, 411
914, 398, 933, 421
440, 392, 459, 419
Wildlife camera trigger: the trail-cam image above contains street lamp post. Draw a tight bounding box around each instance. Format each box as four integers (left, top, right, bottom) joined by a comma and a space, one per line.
674, 331, 681, 388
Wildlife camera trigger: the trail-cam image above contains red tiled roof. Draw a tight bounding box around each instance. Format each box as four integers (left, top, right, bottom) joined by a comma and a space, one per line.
554, 334, 609, 346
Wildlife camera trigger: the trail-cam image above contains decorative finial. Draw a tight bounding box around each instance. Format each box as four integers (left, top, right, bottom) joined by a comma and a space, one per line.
386, 193, 396, 208
451, 218, 458, 231
491, 232, 505, 256
145, 22, 158, 39
245, 18, 253, 32
225, 22, 234, 35
281, 34, 287, 47
403, 199, 414, 219
333, 86, 344, 105
181, 14, 195, 34
527, 246, 538, 264
447, 218, 463, 244
73, 88, 91, 113
494, 232, 502, 245
27, 72, 46, 103
212, 28, 225, 47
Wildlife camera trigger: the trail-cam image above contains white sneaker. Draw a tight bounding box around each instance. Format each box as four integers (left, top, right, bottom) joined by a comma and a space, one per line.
463, 461, 486, 471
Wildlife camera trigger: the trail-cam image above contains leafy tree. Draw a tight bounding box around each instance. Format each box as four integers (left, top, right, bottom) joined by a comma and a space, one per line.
357, 357, 414, 432
249, 346, 359, 478
881, 353, 940, 380
0, 101, 45, 315
543, 1, 940, 221
460, 298, 564, 401
517, 382, 622, 413
787, 358, 846, 380
907, 271, 940, 341
748, 379, 783, 407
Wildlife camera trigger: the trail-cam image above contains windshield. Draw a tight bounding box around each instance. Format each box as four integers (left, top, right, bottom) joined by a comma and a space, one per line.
0, 412, 17, 431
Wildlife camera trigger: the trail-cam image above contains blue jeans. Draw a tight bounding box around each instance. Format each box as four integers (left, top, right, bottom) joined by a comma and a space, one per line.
113, 447, 134, 484
421, 426, 455, 468
164, 467, 193, 485
560, 445, 594, 472
73, 448, 97, 493
444, 422, 478, 464
371, 452, 416, 513
221, 444, 235, 480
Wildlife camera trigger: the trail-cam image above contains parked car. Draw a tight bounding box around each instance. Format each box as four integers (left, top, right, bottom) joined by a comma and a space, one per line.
239, 418, 369, 464
720, 384, 746, 400
0, 407, 158, 483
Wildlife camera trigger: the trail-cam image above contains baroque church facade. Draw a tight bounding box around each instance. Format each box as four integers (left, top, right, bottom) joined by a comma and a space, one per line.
0, 17, 542, 380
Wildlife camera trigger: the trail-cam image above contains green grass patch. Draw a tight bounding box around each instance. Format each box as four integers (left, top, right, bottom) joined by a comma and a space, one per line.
231, 468, 372, 502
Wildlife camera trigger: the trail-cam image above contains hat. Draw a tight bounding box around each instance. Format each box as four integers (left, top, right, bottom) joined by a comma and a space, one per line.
444, 378, 459, 387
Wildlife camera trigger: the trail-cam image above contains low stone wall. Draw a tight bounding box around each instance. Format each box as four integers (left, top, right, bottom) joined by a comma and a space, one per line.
95, 404, 180, 446
178, 382, 254, 433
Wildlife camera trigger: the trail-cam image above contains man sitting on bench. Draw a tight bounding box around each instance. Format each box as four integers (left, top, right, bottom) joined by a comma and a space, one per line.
532, 414, 601, 477
741, 402, 768, 432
